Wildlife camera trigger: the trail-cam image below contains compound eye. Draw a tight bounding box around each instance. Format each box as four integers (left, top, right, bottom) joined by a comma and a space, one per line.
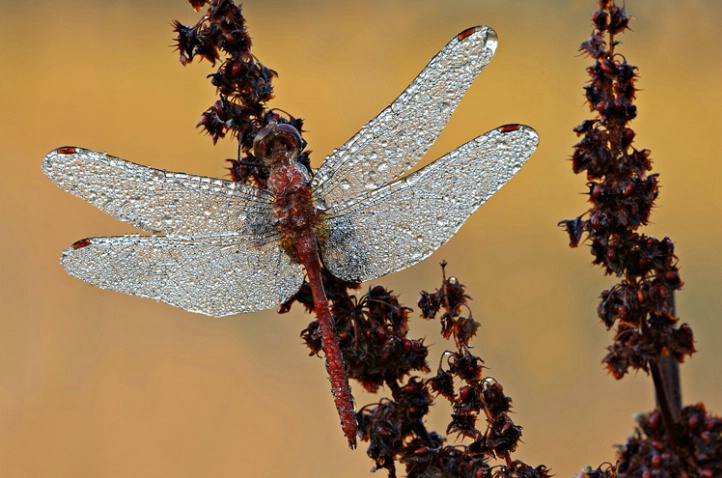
253, 123, 303, 164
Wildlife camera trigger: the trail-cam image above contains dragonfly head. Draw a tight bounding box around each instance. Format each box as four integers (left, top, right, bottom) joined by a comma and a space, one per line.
253, 123, 304, 167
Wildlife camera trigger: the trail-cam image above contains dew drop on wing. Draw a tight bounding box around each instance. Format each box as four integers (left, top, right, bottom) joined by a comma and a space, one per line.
365, 170, 378, 189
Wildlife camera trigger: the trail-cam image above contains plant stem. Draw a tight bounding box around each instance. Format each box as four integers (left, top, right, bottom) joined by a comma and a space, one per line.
653, 291, 682, 447
650, 359, 682, 447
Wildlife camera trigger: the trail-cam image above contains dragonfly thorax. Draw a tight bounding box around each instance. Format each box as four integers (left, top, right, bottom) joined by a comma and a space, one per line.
254, 123, 324, 253
269, 160, 321, 236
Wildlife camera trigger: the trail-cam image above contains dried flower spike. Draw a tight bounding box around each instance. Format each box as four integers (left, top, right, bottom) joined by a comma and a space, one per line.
174, 0, 310, 189
349, 264, 549, 477
561, 1, 721, 474
559, 0, 694, 382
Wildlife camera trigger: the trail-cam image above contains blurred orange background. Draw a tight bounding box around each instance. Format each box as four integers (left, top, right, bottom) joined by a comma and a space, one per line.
1, 1, 721, 476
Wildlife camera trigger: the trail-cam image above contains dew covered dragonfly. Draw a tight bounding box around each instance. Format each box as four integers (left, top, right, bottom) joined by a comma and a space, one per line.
42, 26, 538, 447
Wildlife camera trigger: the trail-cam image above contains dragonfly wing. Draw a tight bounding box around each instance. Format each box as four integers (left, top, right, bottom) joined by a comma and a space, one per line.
42, 147, 277, 239
320, 125, 538, 283
61, 234, 306, 317
311, 26, 498, 207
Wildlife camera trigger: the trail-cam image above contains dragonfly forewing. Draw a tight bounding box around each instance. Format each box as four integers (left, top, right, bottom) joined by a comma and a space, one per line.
42, 147, 278, 240
62, 235, 306, 316
320, 125, 539, 283
312, 26, 498, 208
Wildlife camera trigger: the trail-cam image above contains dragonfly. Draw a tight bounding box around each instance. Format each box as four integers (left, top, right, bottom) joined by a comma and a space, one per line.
42, 25, 538, 448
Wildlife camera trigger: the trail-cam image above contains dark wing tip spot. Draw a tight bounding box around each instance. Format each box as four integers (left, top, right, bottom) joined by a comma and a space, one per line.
457, 27, 478, 42
71, 238, 92, 250
56, 147, 78, 155
500, 124, 521, 133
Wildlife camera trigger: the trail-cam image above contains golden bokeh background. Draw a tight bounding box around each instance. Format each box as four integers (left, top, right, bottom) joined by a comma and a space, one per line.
1, 1, 721, 476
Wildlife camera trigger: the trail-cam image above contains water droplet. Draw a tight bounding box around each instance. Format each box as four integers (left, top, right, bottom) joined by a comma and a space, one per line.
365, 170, 378, 189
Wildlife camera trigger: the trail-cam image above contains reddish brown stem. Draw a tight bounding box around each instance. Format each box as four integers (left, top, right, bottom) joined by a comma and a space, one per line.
659, 292, 682, 414
640, 292, 682, 447
652, 291, 682, 446
296, 234, 358, 448
650, 360, 682, 447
